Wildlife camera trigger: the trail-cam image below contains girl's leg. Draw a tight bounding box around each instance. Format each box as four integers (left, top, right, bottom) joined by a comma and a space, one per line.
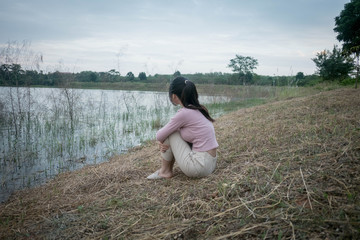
158, 158, 175, 178
150, 131, 215, 178
147, 153, 174, 179
158, 132, 191, 178
155, 137, 176, 178
168, 132, 217, 177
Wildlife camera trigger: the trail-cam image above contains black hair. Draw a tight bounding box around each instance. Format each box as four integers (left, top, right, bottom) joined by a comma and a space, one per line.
169, 76, 215, 122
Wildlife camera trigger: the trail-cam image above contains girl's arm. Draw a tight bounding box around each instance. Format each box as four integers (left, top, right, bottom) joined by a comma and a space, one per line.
156, 109, 186, 142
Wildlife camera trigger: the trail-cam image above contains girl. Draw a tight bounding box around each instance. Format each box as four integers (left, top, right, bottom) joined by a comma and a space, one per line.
147, 77, 218, 179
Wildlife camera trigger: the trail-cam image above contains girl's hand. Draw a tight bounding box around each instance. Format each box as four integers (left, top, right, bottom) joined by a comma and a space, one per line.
158, 141, 170, 153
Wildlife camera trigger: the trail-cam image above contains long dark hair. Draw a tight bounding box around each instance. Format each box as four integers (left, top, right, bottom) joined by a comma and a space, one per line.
169, 76, 215, 122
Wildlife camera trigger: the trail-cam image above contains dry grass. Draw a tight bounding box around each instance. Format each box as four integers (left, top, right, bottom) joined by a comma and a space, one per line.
1, 88, 359, 239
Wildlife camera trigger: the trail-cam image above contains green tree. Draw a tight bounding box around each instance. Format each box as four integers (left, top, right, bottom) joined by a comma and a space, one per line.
173, 70, 181, 77
334, 0, 360, 88
312, 45, 354, 81
126, 71, 135, 81
88, 72, 98, 82
0, 63, 25, 85
227, 55, 258, 85
108, 69, 120, 82
77, 71, 98, 82
138, 72, 147, 81
295, 72, 305, 81
295, 72, 306, 86
24, 70, 39, 85
0, 64, 10, 85
50, 71, 63, 86
108, 69, 119, 76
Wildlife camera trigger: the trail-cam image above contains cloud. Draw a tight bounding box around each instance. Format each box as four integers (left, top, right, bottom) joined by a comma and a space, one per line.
0, 0, 350, 76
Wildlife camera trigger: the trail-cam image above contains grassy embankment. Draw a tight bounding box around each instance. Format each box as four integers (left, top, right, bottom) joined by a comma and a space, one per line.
0, 85, 359, 239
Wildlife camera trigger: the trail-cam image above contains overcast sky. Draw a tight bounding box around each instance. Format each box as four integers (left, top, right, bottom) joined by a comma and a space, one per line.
0, 0, 349, 76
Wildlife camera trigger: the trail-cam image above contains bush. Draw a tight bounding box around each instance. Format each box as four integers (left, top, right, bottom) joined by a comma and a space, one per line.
340, 77, 357, 86
297, 75, 322, 86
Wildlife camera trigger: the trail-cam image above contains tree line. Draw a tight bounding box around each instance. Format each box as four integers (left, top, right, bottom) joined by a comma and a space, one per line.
0, 63, 323, 87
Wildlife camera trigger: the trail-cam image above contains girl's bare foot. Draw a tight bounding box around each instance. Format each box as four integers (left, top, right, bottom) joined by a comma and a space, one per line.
158, 169, 173, 178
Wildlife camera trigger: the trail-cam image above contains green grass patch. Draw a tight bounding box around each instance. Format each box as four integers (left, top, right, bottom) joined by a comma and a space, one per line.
207, 98, 267, 117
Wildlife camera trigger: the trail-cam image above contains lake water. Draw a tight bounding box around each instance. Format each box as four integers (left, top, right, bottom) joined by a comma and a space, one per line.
0, 87, 229, 202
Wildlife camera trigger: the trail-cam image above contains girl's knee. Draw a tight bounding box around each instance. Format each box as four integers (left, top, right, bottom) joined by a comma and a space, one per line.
168, 131, 181, 141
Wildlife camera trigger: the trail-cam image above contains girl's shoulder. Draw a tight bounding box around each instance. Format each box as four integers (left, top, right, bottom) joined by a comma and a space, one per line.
178, 107, 199, 114
176, 107, 201, 119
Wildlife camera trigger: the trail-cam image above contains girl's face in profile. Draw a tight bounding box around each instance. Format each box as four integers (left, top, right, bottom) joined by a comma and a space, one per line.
171, 94, 182, 106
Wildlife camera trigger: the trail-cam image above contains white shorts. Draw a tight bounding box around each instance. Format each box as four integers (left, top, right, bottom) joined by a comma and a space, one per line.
161, 132, 217, 177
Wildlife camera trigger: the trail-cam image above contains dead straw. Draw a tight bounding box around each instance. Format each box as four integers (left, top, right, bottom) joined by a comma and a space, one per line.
300, 167, 313, 211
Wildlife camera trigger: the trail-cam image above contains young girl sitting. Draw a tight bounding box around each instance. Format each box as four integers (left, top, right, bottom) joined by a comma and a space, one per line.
147, 76, 218, 179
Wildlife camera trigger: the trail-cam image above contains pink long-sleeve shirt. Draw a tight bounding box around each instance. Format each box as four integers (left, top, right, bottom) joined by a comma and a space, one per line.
156, 107, 219, 152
